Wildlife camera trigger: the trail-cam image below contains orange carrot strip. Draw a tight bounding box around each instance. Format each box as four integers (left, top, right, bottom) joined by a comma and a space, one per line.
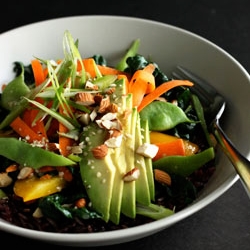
40, 174, 53, 180
143, 64, 156, 94
130, 80, 148, 108
58, 106, 74, 157
22, 108, 47, 139
1, 84, 7, 91
6, 164, 18, 173
153, 139, 186, 161
57, 166, 73, 182
82, 58, 97, 78
31, 59, 45, 86
128, 64, 156, 107
10, 116, 44, 143
129, 64, 155, 92
97, 65, 131, 78
137, 80, 194, 112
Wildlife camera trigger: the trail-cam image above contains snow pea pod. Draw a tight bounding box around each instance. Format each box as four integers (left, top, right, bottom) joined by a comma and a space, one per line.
192, 94, 213, 147
0, 138, 76, 169
1, 68, 30, 111
0, 81, 48, 130
139, 101, 194, 131
152, 147, 215, 177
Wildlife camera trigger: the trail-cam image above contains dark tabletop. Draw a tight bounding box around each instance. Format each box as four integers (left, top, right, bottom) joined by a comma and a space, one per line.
1, 0, 250, 249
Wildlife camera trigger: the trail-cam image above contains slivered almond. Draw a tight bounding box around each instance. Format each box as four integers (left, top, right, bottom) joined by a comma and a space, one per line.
75, 92, 95, 106
0, 173, 12, 187
17, 167, 34, 180
105, 87, 116, 95
107, 129, 122, 139
91, 144, 108, 159
98, 96, 111, 113
123, 167, 140, 182
154, 169, 171, 186
85, 81, 98, 90
107, 103, 119, 113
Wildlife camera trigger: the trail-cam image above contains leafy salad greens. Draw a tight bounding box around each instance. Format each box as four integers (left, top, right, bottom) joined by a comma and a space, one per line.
0, 31, 216, 230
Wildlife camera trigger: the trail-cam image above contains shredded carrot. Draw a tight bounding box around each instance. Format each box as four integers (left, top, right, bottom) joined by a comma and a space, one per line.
57, 166, 73, 182
22, 108, 47, 139
153, 139, 186, 161
143, 63, 156, 94
137, 80, 194, 112
97, 65, 131, 78
39, 174, 53, 180
1, 84, 7, 91
58, 106, 74, 157
10, 116, 44, 143
128, 63, 156, 107
81, 58, 98, 78
6, 164, 18, 173
31, 59, 46, 86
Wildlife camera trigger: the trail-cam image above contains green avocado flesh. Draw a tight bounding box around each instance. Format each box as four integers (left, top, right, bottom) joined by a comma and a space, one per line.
79, 78, 154, 224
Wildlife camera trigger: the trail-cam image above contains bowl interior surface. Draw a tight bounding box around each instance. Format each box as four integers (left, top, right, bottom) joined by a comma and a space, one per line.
0, 15, 249, 247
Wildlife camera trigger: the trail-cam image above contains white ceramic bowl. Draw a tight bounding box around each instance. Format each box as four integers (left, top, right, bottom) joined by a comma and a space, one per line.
0, 15, 250, 247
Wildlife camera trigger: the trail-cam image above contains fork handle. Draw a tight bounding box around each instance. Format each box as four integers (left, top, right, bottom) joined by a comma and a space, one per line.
212, 121, 250, 197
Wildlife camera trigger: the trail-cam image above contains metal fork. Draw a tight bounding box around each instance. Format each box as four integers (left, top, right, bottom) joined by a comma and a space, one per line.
172, 65, 250, 198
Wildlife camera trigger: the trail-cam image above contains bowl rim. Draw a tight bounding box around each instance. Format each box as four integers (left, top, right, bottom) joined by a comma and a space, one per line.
0, 14, 243, 246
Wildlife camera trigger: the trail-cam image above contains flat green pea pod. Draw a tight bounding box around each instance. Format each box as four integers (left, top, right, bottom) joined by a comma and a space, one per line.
0, 138, 76, 169
1, 65, 30, 111
153, 147, 215, 177
139, 101, 194, 131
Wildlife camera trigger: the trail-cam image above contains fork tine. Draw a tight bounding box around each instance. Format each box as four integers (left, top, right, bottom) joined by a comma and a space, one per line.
172, 65, 225, 123
172, 65, 217, 106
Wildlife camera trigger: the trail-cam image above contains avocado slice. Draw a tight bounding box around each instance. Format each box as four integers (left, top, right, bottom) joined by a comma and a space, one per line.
79, 123, 116, 222
120, 95, 137, 219
79, 77, 156, 224
140, 119, 155, 201
134, 112, 151, 206
108, 78, 127, 224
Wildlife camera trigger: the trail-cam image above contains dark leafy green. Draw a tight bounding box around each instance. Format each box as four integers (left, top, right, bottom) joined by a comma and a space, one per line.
39, 193, 101, 221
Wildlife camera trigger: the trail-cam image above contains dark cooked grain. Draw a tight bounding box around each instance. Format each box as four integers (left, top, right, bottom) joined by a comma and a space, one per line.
0, 162, 215, 233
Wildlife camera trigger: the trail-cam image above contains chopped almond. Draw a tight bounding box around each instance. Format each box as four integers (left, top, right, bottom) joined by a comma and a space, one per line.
75, 92, 95, 106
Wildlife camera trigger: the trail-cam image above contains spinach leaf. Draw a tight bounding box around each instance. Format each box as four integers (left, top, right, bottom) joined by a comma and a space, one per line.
39, 193, 101, 221
139, 101, 194, 131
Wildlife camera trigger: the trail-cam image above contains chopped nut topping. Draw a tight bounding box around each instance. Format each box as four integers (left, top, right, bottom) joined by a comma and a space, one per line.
154, 169, 171, 186
17, 167, 34, 180
85, 80, 98, 90
91, 144, 109, 159
98, 96, 111, 113
0, 173, 12, 187
107, 103, 119, 113
136, 143, 159, 158
123, 167, 140, 182
75, 92, 95, 106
